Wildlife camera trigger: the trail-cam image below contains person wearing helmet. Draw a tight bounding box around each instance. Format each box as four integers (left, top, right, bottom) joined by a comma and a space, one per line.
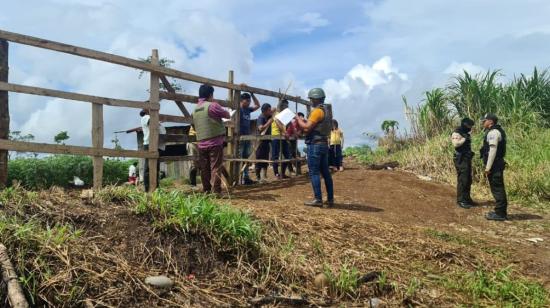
295, 88, 334, 208
480, 113, 508, 221
451, 117, 475, 209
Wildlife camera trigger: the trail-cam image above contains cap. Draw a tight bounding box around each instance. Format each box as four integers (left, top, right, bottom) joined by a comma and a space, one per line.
481, 113, 498, 122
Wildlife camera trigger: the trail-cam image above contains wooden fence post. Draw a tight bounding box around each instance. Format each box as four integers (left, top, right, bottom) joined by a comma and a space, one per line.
232, 89, 241, 184
91, 103, 103, 190
226, 70, 235, 182
0, 39, 8, 189
148, 49, 160, 192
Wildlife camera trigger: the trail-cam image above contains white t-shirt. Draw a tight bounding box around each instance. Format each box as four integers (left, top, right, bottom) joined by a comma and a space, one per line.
159, 124, 167, 151
129, 165, 137, 177
141, 115, 150, 146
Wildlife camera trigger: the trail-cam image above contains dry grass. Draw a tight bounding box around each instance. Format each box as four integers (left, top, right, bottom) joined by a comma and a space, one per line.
0, 185, 547, 307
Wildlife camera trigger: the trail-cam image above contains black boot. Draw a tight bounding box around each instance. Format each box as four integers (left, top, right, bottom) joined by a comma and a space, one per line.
485, 211, 507, 221
457, 202, 472, 209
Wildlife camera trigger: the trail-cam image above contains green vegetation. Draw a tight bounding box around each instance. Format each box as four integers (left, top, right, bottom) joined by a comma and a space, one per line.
323, 262, 361, 297
444, 267, 548, 307
133, 190, 261, 248
424, 229, 475, 246
347, 68, 550, 206
7, 155, 135, 189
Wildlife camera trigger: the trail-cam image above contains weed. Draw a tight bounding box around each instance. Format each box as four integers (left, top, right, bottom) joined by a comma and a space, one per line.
444, 266, 548, 307
324, 262, 361, 297
424, 229, 474, 246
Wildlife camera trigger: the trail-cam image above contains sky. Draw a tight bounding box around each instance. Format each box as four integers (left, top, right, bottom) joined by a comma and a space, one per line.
2, 0, 550, 149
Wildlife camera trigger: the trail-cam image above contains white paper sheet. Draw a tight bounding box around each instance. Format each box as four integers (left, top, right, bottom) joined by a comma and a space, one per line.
222, 109, 236, 122
275, 108, 296, 126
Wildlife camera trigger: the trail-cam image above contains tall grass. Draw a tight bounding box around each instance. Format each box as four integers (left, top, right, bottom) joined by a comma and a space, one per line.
353, 68, 550, 206
134, 190, 261, 248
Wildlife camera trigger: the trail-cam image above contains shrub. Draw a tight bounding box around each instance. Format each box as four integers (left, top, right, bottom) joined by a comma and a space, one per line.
7, 155, 136, 189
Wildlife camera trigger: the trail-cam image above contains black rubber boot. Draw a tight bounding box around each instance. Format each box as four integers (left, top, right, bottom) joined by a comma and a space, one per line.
485, 211, 507, 221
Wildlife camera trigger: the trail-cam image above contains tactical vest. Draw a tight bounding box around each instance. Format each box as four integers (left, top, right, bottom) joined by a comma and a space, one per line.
453, 126, 472, 156
305, 104, 332, 144
192, 102, 226, 141
480, 125, 507, 170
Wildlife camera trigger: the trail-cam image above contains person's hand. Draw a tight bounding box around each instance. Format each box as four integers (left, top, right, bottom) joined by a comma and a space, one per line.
484, 170, 491, 176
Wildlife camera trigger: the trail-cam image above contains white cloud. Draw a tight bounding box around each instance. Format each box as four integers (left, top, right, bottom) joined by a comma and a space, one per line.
322, 57, 410, 146
297, 12, 329, 33
443, 62, 485, 76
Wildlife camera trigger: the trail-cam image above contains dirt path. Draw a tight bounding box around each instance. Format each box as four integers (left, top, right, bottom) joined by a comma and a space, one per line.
230, 160, 550, 290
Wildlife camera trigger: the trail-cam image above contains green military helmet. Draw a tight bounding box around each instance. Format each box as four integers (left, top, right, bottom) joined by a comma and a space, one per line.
308, 88, 326, 99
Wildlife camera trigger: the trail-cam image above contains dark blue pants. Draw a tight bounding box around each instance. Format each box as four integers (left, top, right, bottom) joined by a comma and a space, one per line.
272, 139, 291, 176
329, 144, 343, 168
307, 143, 334, 201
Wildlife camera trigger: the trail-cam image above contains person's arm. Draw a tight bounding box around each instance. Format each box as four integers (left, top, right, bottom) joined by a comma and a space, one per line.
250, 93, 261, 112
485, 130, 501, 173
340, 130, 345, 148
208, 102, 231, 119
257, 117, 273, 133
451, 132, 466, 148
296, 109, 324, 134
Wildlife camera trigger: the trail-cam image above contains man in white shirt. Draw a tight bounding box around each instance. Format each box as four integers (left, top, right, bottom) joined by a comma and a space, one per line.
140, 109, 166, 191
451, 117, 475, 209
128, 162, 138, 185
479, 113, 508, 221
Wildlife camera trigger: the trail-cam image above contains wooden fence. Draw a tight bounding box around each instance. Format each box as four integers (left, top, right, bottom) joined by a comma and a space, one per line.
0, 29, 311, 191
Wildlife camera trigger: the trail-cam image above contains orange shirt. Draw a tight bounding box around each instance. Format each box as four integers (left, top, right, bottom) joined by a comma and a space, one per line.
308, 108, 325, 124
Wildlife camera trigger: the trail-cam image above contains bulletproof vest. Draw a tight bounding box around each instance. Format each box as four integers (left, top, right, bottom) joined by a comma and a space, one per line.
453, 126, 472, 155
305, 104, 332, 144
192, 102, 226, 141
481, 125, 507, 167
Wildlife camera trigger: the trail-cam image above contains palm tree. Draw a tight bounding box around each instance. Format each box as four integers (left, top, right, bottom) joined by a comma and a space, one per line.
381, 120, 399, 135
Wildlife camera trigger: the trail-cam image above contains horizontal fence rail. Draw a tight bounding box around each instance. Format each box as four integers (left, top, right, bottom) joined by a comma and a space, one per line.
0, 29, 311, 105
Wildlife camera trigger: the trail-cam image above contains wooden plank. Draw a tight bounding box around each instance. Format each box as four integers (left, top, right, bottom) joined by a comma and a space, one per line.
0, 39, 8, 188
0, 139, 156, 158
231, 89, 241, 184
159, 113, 192, 124
159, 155, 197, 162
225, 158, 306, 164
159, 91, 232, 108
240, 135, 301, 141
92, 103, 104, 190
148, 49, 160, 192
0, 29, 311, 106
0, 81, 153, 109
159, 75, 190, 117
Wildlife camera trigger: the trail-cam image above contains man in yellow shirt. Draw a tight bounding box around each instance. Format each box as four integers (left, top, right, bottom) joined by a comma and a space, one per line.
295, 88, 334, 208
329, 119, 344, 171
271, 100, 291, 178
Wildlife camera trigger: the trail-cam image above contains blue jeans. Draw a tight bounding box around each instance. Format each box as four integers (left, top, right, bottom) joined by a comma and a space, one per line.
239, 141, 252, 179
272, 139, 291, 176
307, 143, 334, 201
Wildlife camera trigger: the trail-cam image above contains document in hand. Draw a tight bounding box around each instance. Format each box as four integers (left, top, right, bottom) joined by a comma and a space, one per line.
222, 109, 236, 122
275, 108, 296, 126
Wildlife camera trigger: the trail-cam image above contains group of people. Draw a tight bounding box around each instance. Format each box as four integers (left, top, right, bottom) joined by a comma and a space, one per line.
134, 83, 509, 219
452, 113, 508, 221
185, 84, 337, 206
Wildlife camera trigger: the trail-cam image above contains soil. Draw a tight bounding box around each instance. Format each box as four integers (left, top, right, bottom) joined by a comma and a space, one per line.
230, 159, 550, 289
2, 158, 548, 307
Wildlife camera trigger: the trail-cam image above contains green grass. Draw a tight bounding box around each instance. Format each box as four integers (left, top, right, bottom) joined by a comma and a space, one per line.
134, 190, 261, 248
425, 229, 475, 246
323, 262, 361, 297
444, 267, 548, 307
7, 155, 136, 189
0, 215, 81, 305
